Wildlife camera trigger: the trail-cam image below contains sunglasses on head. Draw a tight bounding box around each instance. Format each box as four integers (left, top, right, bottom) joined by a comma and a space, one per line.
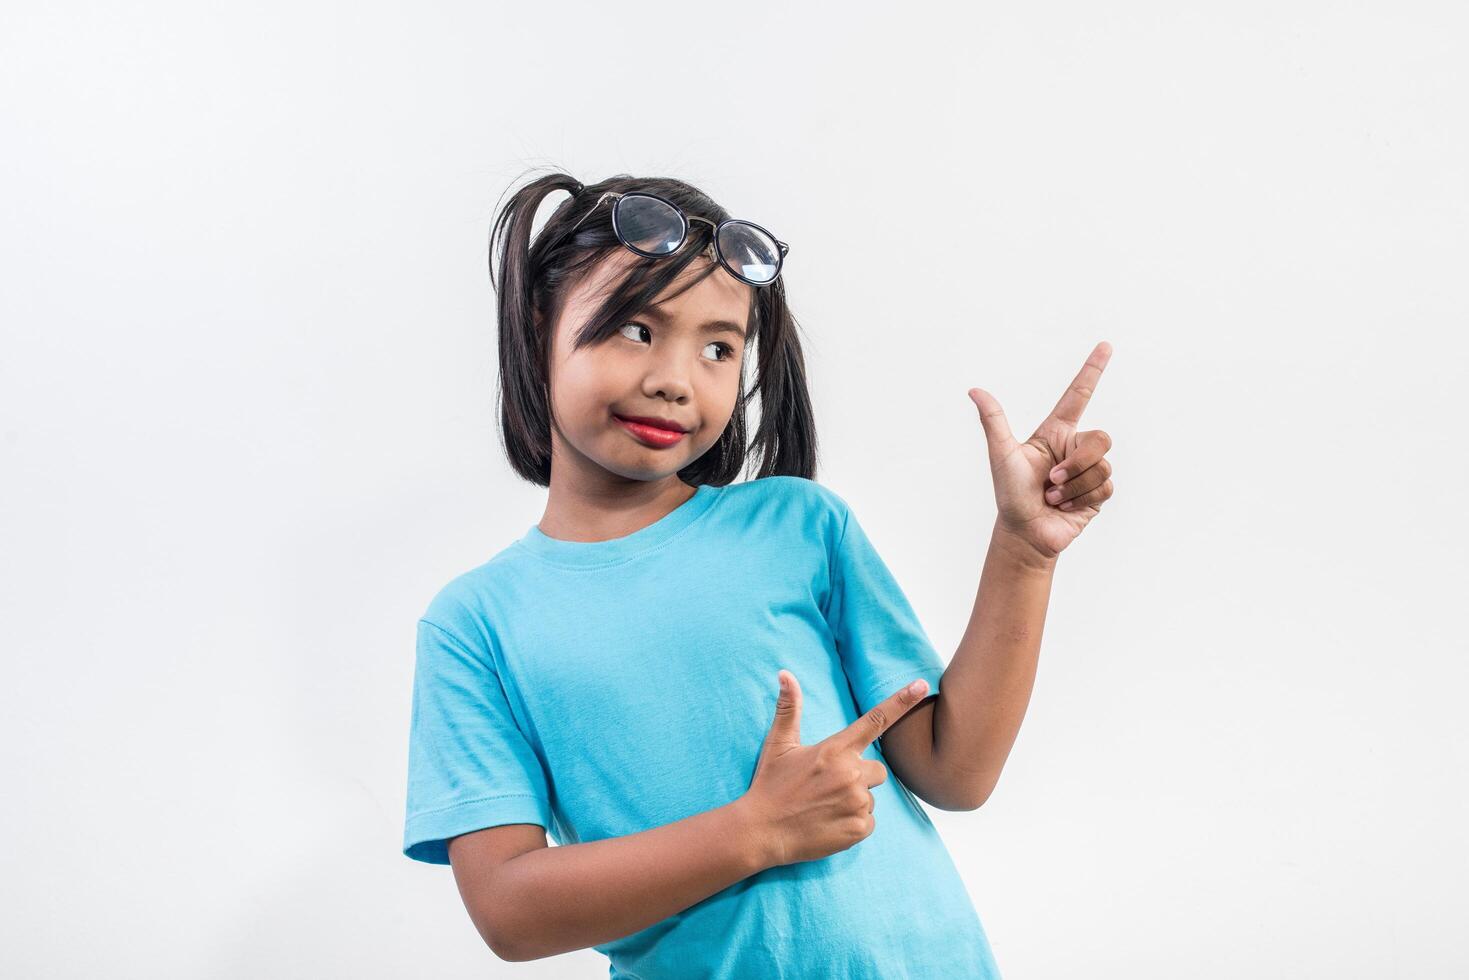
557, 190, 789, 287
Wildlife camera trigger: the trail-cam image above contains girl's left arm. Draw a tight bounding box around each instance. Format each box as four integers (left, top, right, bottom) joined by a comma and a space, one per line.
887, 342, 1116, 809
920, 523, 1058, 808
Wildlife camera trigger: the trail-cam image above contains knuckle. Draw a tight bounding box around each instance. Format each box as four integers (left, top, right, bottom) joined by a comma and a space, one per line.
867, 706, 888, 730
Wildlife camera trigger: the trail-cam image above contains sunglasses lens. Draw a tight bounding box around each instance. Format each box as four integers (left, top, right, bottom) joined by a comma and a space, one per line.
615, 194, 685, 256
717, 221, 781, 284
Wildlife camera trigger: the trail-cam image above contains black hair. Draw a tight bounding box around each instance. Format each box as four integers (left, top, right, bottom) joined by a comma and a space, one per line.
487, 168, 819, 488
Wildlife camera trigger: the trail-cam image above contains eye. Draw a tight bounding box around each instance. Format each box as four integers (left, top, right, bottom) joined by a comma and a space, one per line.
618, 322, 651, 344
703, 341, 736, 362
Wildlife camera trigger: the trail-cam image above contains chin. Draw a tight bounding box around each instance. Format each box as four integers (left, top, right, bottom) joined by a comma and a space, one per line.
592, 449, 687, 483
619, 444, 714, 483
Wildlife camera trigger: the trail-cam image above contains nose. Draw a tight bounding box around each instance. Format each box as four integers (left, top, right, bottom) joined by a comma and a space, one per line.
640, 342, 694, 403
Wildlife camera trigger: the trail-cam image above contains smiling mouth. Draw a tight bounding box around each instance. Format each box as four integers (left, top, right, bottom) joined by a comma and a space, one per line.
613, 414, 688, 433
613, 414, 689, 447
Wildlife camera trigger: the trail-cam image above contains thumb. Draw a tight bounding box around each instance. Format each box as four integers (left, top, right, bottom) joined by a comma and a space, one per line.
968, 387, 1018, 458
761, 670, 803, 755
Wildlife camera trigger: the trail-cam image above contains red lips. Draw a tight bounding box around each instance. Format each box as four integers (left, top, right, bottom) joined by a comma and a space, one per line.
614, 414, 688, 448
615, 414, 688, 433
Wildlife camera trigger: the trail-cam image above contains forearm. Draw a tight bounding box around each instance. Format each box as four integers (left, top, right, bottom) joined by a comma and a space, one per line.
931, 517, 1058, 806
482, 798, 773, 961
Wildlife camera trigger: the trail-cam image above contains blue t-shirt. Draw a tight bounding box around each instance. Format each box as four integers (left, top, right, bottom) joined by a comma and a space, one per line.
403, 475, 1001, 979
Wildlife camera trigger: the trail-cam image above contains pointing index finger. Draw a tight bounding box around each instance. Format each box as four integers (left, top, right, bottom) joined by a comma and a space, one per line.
830, 678, 930, 752
1045, 341, 1113, 427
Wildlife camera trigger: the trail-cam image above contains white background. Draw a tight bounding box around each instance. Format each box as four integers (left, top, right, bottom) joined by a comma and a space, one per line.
3, 2, 1466, 977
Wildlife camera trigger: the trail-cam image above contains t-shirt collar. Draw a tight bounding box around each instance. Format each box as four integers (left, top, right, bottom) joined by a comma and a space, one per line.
515, 483, 720, 568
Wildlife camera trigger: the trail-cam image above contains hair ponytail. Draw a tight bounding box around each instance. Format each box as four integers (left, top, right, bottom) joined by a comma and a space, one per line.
487, 172, 583, 484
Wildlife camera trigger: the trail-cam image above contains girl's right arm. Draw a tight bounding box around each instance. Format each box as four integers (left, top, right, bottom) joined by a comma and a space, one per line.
448, 674, 931, 963
448, 797, 773, 962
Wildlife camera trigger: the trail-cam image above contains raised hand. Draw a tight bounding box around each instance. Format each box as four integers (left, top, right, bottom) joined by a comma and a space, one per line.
739, 671, 931, 868
968, 341, 1116, 561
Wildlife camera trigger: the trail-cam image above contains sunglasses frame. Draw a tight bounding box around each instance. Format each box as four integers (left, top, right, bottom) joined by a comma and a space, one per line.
559, 190, 789, 287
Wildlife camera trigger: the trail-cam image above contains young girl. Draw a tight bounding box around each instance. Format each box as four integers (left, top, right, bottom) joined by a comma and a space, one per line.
402, 171, 1116, 978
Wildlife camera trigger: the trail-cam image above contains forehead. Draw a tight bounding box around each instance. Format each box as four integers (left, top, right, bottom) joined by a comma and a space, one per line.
571, 247, 752, 325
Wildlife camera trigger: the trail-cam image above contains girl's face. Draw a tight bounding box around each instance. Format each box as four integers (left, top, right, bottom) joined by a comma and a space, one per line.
543, 248, 752, 487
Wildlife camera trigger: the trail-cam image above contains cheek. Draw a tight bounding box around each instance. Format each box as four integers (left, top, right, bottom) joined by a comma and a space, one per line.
697, 372, 743, 435
551, 357, 611, 420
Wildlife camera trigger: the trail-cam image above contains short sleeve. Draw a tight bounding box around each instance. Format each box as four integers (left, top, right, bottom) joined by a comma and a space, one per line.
824, 501, 946, 717
403, 617, 552, 865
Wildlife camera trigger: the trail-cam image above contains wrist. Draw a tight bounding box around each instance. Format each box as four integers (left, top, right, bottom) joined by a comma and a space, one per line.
725, 796, 779, 874
991, 522, 1059, 572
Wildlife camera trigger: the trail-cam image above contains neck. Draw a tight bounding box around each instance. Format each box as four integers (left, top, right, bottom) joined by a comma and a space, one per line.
538, 445, 696, 543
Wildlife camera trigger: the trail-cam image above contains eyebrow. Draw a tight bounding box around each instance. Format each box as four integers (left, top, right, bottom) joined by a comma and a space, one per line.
642, 305, 748, 340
